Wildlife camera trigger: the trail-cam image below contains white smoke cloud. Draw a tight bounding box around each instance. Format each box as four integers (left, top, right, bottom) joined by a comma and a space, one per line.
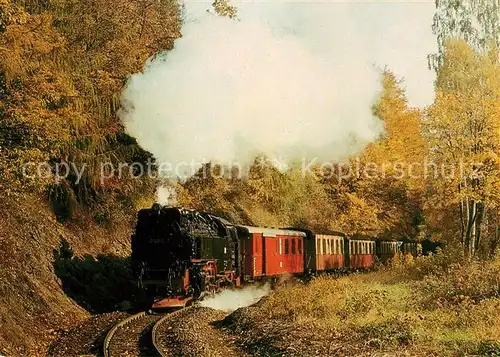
199, 284, 271, 311
156, 185, 177, 206
119, 0, 436, 175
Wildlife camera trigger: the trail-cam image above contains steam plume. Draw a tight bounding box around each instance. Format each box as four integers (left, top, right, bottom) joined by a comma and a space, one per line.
199, 284, 271, 311
156, 185, 177, 206
119, 1, 436, 176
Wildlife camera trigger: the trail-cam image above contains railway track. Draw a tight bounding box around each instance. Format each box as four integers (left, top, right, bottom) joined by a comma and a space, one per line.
103, 311, 161, 357
152, 306, 194, 357
103, 306, 194, 357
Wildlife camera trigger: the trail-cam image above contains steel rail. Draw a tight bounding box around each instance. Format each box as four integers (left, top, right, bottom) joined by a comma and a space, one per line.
152, 306, 194, 357
102, 311, 147, 357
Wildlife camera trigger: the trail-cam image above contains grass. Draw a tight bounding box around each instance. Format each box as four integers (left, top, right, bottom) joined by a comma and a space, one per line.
237, 253, 500, 356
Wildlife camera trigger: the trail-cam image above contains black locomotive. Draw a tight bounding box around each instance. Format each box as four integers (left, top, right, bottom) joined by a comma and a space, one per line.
131, 205, 239, 308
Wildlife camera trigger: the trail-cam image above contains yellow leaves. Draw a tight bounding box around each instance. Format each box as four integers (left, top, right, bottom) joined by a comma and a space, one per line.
0, 0, 183, 209
423, 39, 500, 248
1, 13, 65, 81
0, 0, 29, 27
372, 71, 427, 165
212, 0, 238, 19
427, 39, 500, 177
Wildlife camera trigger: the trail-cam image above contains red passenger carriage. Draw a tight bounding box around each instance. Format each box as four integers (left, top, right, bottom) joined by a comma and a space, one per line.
347, 238, 376, 269
236, 226, 306, 280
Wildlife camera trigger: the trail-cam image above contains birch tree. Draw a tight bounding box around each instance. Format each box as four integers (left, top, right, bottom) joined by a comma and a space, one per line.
429, 0, 500, 69
426, 39, 500, 256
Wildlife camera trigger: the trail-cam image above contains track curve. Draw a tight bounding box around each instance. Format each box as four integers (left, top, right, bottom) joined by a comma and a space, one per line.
152, 306, 194, 357
103, 311, 160, 357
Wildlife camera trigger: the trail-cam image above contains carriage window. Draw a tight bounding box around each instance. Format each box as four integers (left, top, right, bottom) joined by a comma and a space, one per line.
329, 239, 333, 254
292, 239, 296, 254
316, 239, 320, 254
285, 239, 289, 254
334, 240, 338, 254
323, 239, 327, 255
298, 239, 302, 254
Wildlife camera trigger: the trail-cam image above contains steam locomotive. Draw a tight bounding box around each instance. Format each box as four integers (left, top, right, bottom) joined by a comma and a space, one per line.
131, 205, 425, 309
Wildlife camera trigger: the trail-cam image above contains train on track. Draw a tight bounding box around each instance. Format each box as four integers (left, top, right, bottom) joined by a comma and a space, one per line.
131, 205, 435, 309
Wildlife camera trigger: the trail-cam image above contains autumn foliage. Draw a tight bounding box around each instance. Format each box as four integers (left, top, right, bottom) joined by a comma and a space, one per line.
0, 0, 181, 222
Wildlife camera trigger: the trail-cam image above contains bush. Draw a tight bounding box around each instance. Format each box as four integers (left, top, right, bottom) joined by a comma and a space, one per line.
415, 257, 500, 308
385, 245, 466, 281
232, 254, 500, 356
